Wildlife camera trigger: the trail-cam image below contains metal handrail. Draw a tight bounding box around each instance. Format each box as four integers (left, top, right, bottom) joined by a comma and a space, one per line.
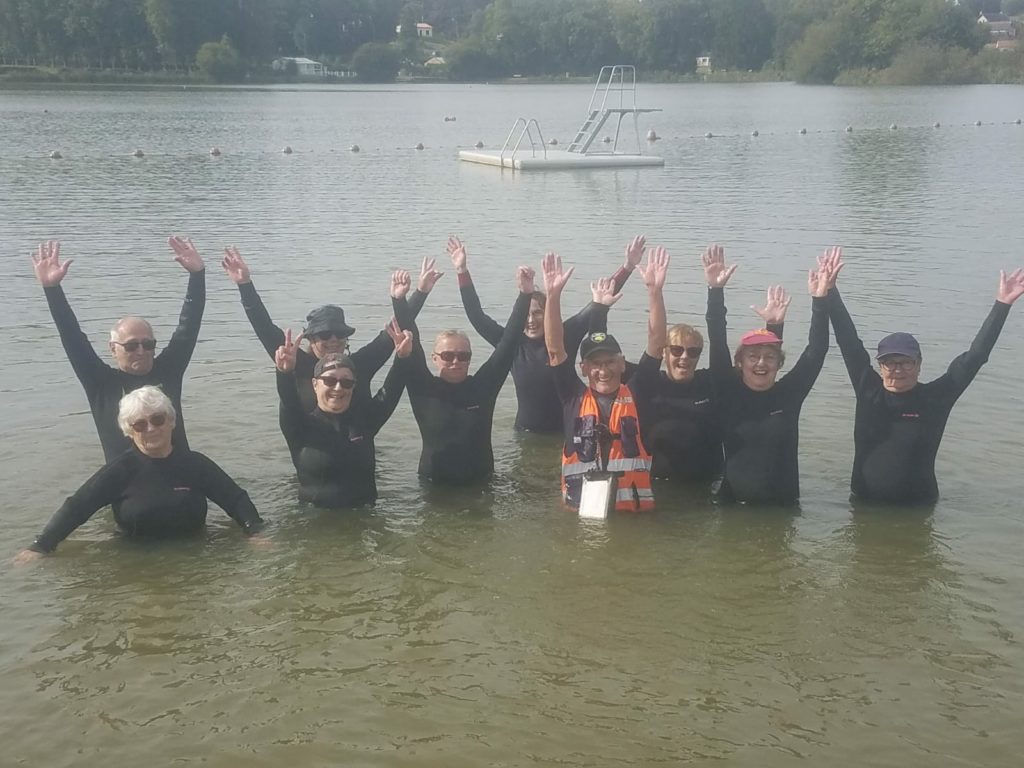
501, 117, 547, 165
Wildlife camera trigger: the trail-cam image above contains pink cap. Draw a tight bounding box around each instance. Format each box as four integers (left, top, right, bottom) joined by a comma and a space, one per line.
740, 329, 782, 346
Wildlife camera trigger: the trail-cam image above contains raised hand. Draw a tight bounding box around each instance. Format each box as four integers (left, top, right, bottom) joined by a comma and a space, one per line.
13, 549, 44, 566
390, 269, 411, 300
221, 246, 251, 284
752, 285, 792, 325
418, 256, 444, 293
542, 251, 573, 294
274, 329, 303, 372
702, 244, 736, 288
624, 235, 647, 270
31, 240, 72, 287
637, 245, 670, 292
816, 246, 844, 291
169, 236, 204, 272
385, 317, 413, 357
997, 268, 1024, 305
808, 266, 829, 297
517, 265, 536, 294
591, 276, 622, 307
447, 236, 468, 273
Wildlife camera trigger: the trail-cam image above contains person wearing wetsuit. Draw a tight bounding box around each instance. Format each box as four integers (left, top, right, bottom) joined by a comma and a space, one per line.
405, 265, 535, 484
631, 250, 787, 484
704, 245, 834, 505
32, 238, 206, 462
273, 320, 413, 507
221, 247, 437, 411
16, 386, 263, 563
825, 248, 1024, 504
445, 235, 645, 433
542, 253, 654, 511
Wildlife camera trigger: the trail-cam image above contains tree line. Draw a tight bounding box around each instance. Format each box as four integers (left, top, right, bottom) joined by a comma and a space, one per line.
0, 0, 1020, 84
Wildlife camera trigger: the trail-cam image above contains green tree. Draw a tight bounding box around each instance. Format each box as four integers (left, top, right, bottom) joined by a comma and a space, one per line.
788, 18, 842, 82
444, 35, 504, 79
351, 40, 400, 81
711, 0, 775, 70
195, 34, 243, 81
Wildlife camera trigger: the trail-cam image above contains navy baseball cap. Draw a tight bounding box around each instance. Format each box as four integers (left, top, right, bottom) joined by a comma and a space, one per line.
876, 332, 921, 360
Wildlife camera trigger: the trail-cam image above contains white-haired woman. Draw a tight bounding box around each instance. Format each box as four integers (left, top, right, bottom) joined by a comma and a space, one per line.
15, 386, 264, 563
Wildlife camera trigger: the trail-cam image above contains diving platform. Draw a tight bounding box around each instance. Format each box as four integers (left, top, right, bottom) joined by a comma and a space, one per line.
459, 65, 663, 171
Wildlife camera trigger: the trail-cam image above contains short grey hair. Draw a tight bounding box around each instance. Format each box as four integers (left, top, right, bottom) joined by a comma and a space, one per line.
433, 329, 471, 351
118, 386, 176, 436
110, 316, 153, 342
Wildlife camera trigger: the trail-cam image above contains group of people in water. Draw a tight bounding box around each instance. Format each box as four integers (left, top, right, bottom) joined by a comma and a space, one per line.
14, 235, 1024, 563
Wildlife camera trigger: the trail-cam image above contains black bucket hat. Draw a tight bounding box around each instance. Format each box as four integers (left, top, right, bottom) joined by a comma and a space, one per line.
304, 305, 355, 338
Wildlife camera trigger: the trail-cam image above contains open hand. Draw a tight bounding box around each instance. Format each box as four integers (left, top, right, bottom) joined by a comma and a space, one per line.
624, 235, 647, 270
31, 240, 71, 287
997, 268, 1024, 305
274, 329, 303, 372
447, 236, 468, 273
418, 256, 444, 293
637, 245, 670, 291
591, 276, 622, 307
169, 236, 204, 272
542, 252, 573, 294
702, 244, 736, 288
816, 246, 844, 291
752, 285, 792, 325
390, 269, 411, 300
517, 265, 536, 294
221, 246, 251, 284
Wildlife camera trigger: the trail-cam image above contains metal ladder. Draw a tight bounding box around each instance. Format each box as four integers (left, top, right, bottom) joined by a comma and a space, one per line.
567, 65, 659, 155
499, 117, 547, 166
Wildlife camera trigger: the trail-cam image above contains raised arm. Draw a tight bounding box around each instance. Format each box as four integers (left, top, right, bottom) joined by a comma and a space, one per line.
365, 320, 413, 434
406, 255, 444, 322
780, 254, 835, 397
32, 240, 106, 387
160, 236, 207, 366
638, 246, 670, 358
542, 252, 575, 366
944, 269, 1023, 394
476, 267, 535, 390
447, 236, 504, 347
349, 270, 413, 381
816, 247, 871, 387
222, 246, 285, 359
274, 329, 307, 446
565, 235, 646, 344
751, 284, 790, 340
703, 244, 737, 383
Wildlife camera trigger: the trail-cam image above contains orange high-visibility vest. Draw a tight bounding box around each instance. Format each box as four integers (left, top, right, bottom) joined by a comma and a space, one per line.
561, 384, 655, 512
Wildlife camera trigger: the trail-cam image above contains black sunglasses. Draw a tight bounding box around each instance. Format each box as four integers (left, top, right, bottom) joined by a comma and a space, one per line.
113, 338, 157, 353
318, 375, 356, 390
435, 350, 471, 363
313, 331, 349, 342
667, 345, 702, 358
130, 413, 167, 433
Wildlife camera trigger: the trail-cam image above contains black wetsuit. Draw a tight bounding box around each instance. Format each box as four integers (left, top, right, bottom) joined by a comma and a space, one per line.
29, 447, 263, 553
407, 291, 531, 484
456, 269, 630, 433
829, 289, 1011, 504
235, 281, 421, 411
630, 319, 783, 484
43, 271, 205, 461
707, 288, 829, 504
276, 357, 409, 508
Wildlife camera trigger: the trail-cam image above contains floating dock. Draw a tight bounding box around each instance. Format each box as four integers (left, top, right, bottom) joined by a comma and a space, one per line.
459, 65, 662, 172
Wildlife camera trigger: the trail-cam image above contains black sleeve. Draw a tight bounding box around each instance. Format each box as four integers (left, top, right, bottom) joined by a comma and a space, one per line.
349, 328, 394, 382
459, 277, 505, 347
392, 295, 413, 332
30, 457, 130, 552
158, 270, 206, 369
780, 296, 830, 399
43, 285, 106, 393
276, 370, 306, 448
828, 288, 873, 388
767, 322, 784, 340
366, 356, 410, 435
193, 453, 264, 533
474, 291, 530, 392
403, 316, 433, 395
406, 289, 427, 321
552, 354, 584, 404
237, 281, 286, 361
631, 352, 662, 426
564, 302, 610, 356
943, 301, 1011, 397
706, 287, 733, 388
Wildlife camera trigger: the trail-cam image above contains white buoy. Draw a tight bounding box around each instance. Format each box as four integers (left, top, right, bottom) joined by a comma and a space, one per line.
132, 149, 145, 158
751, 130, 759, 137
705, 132, 713, 139
1015, 118, 1022, 125
934, 122, 941, 128
646, 129, 659, 141
415, 142, 424, 150
49, 150, 62, 159
210, 147, 222, 156
349, 144, 360, 153
799, 127, 807, 135
889, 123, 897, 130
548, 138, 558, 146
975, 120, 982, 126
602, 136, 612, 143
845, 125, 853, 132
282, 146, 293, 154
474, 141, 484, 149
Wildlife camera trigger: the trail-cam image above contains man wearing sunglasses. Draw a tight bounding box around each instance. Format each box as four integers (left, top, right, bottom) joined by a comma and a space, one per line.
404, 265, 535, 485
32, 237, 206, 461
825, 248, 1024, 504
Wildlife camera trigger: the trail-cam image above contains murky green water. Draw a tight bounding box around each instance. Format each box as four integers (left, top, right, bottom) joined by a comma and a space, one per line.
1, 83, 1023, 766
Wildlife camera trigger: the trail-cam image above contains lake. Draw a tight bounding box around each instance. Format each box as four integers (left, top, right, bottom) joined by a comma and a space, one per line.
1, 81, 1023, 766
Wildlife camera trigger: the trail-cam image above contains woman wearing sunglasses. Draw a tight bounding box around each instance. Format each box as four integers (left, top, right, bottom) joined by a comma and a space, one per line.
274, 319, 413, 507
444, 235, 643, 433
15, 387, 265, 563
703, 245, 835, 505
632, 251, 786, 485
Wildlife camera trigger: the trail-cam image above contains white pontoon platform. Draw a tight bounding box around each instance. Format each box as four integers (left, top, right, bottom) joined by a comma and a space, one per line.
459, 65, 663, 172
